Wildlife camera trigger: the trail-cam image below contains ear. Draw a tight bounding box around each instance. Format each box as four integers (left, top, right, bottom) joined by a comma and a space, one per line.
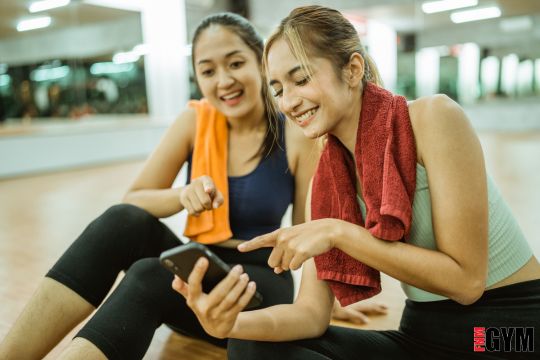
344, 52, 364, 88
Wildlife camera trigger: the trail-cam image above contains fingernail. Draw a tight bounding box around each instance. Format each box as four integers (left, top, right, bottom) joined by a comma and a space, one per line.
232, 264, 243, 274
213, 202, 219, 209
248, 282, 256, 290
197, 257, 206, 267
240, 273, 249, 281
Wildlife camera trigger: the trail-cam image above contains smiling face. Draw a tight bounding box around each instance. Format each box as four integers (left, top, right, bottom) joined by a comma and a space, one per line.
193, 25, 264, 121
266, 38, 352, 139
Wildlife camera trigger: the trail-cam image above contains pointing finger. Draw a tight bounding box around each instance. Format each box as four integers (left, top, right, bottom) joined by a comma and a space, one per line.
237, 230, 279, 252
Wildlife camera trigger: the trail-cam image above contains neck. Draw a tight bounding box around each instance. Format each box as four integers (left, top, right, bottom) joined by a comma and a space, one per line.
332, 86, 363, 155
227, 100, 266, 134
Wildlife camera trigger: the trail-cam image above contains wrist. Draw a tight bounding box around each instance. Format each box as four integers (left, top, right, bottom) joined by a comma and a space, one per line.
332, 220, 363, 251
228, 313, 243, 338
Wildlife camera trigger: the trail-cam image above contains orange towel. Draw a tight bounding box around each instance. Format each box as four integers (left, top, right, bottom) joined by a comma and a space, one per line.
183, 99, 232, 244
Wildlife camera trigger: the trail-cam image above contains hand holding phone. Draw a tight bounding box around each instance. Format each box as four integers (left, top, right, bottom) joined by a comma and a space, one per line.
160, 242, 263, 310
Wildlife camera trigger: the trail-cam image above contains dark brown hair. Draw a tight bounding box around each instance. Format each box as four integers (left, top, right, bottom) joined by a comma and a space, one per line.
192, 12, 279, 157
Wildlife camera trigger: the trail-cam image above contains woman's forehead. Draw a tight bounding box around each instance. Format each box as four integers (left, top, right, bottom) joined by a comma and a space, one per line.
194, 26, 250, 62
267, 39, 298, 76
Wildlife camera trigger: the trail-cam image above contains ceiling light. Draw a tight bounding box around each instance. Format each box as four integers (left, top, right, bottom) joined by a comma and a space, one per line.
29, 0, 70, 13
113, 51, 140, 64
30, 65, 70, 82
451, 6, 501, 23
0, 74, 11, 87
422, 0, 478, 14
82, 0, 143, 11
16, 16, 52, 32
90, 62, 135, 75
499, 16, 533, 33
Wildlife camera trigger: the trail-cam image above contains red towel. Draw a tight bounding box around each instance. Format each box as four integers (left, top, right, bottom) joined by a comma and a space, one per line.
311, 82, 417, 306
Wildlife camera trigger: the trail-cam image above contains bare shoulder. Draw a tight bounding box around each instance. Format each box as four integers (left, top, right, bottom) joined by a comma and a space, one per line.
408, 94, 466, 129
160, 104, 197, 154
407, 94, 474, 164
174, 105, 197, 140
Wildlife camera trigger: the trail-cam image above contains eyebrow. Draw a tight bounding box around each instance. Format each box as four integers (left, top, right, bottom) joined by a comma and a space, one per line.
269, 65, 303, 86
197, 50, 243, 65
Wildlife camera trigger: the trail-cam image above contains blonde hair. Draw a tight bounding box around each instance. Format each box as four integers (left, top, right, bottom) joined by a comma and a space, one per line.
263, 5, 382, 87
262, 5, 383, 146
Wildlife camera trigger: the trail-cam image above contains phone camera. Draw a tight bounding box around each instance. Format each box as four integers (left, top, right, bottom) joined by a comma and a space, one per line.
163, 259, 174, 268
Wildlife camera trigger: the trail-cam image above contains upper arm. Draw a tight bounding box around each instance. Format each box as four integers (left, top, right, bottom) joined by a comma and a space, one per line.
410, 95, 488, 283
285, 123, 320, 225
126, 106, 197, 193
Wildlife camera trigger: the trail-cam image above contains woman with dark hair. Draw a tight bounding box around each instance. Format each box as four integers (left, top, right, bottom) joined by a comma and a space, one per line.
173, 6, 540, 360
0, 12, 327, 360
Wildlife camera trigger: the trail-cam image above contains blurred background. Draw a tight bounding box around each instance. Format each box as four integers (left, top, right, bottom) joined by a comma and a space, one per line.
1, 0, 540, 175
1, 1, 539, 358
1, 0, 540, 173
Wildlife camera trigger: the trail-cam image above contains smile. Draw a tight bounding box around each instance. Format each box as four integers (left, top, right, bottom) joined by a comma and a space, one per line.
294, 107, 318, 126
220, 90, 243, 101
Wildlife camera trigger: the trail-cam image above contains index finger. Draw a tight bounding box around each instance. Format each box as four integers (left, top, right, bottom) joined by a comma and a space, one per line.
237, 230, 279, 252
201, 176, 216, 195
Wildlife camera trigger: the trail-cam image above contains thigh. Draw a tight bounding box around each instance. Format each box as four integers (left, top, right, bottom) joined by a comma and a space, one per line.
241, 264, 294, 308
228, 326, 414, 360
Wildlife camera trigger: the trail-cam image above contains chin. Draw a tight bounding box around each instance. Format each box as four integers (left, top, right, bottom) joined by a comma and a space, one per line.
220, 104, 250, 119
302, 125, 326, 139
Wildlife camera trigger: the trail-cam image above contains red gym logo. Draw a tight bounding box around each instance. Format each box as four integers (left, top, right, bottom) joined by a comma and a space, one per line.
473, 327, 534, 353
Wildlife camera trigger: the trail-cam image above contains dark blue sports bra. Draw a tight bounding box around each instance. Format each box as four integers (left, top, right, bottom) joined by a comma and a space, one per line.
187, 120, 294, 240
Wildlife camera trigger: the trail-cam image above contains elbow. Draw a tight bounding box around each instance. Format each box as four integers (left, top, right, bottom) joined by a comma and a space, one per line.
302, 304, 331, 338
452, 277, 486, 306
122, 190, 137, 204
313, 317, 330, 337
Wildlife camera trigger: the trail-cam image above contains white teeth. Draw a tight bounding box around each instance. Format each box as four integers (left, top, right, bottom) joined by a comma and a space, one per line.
222, 91, 242, 100
295, 108, 317, 122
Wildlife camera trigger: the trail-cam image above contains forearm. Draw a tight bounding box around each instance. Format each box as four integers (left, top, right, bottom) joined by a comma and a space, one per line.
336, 221, 484, 304
123, 187, 184, 218
230, 303, 329, 342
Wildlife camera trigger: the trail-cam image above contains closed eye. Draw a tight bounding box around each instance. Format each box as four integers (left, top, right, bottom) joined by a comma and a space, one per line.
272, 88, 283, 98
230, 61, 244, 69
295, 77, 309, 86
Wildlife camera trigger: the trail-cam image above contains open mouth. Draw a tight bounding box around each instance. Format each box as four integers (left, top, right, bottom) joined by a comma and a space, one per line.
220, 90, 244, 106
294, 107, 318, 127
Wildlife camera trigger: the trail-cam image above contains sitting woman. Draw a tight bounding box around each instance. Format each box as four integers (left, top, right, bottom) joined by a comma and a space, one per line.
173, 6, 540, 360
0, 12, 384, 360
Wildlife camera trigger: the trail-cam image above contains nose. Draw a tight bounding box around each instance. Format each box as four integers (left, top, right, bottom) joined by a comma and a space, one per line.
217, 70, 235, 89
279, 87, 301, 114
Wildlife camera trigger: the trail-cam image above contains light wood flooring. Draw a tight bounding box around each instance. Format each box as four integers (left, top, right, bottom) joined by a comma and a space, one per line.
0, 130, 539, 359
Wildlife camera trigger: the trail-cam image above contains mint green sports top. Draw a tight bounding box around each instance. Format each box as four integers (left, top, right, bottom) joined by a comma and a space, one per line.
357, 163, 533, 302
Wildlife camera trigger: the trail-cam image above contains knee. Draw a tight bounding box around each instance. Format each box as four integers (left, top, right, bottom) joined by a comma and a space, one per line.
123, 258, 173, 296
99, 204, 156, 228
87, 204, 157, 238
227, 339, 274, 360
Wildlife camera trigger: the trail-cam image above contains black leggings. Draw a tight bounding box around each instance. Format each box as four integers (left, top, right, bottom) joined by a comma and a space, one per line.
228, 279, 540, 360
46, 204, 293, 360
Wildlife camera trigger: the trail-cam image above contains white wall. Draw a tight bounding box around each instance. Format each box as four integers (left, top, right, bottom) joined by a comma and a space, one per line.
0, 118, 168, 178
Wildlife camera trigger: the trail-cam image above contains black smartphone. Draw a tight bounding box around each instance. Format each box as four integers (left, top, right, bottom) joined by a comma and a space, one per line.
160, 242, 263, 310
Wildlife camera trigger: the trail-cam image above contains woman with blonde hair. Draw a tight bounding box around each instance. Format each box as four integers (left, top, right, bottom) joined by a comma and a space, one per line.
174, 5, 540, 359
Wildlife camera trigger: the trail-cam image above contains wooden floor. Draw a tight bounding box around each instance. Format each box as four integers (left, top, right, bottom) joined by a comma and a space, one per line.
0, 130, 539, 359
